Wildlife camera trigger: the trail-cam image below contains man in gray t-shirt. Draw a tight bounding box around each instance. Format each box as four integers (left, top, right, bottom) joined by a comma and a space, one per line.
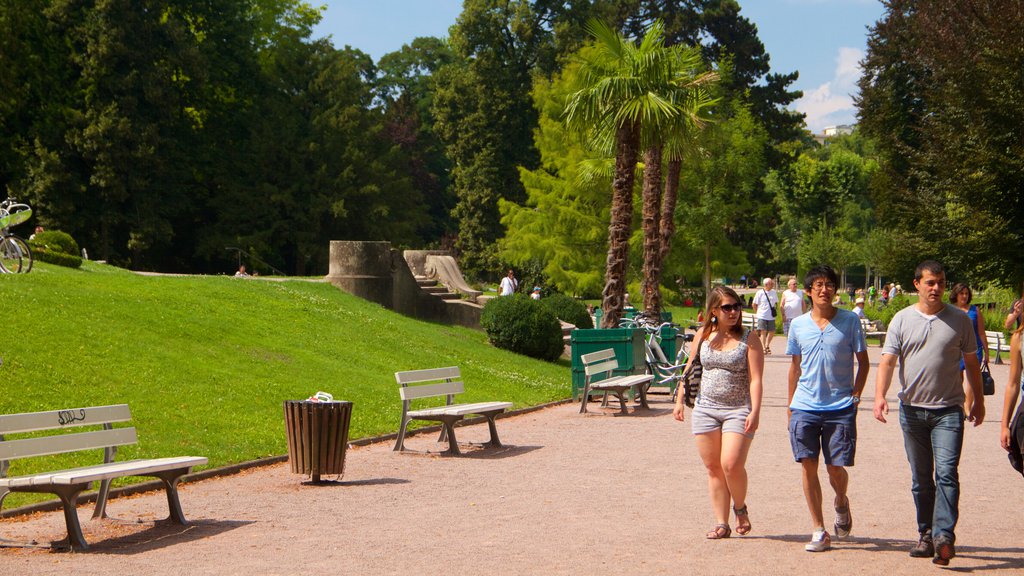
873, 260, 984, 566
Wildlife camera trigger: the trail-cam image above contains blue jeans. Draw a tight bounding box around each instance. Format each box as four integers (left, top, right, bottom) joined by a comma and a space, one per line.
899, 405, 965, 541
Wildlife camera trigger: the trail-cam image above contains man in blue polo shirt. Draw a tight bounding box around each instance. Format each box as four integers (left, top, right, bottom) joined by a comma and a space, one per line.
787, 265, 869, 553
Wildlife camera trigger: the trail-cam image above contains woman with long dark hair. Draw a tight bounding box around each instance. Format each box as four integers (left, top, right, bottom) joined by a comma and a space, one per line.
673, 285, 764, 539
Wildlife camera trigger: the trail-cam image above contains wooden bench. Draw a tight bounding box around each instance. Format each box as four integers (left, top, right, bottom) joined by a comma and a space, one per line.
394, 367, 513, 455
741, 312, 757, 332
986, 330, 1011, 364
861, 318, 887, 347
579, 349, 653, 415
0, 404, 207, 550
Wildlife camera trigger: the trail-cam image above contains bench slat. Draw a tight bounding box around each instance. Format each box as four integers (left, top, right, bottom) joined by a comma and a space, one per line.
395, 367, 460, 384
0, 427, 138, 461
580, 349, 616, 364
0, 404, 131, 435
399, 380, 465, 400
584, 359, 619, 376
408, 401, 512, 418
0, 456, 208, 488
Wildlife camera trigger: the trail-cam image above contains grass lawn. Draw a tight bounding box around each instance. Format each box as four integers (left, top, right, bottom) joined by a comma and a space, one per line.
0, 262, 569, 507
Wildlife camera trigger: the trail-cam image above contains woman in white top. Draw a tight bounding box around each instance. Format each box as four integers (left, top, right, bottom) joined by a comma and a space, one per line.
780, 277, 806, 337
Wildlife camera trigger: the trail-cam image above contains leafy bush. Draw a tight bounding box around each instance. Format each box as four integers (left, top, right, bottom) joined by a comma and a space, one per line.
30, 230, 79, 255
480, 294, 565, 361
874, 294, 912, 327
541, 293, 593, 329
28, 230, 82, 268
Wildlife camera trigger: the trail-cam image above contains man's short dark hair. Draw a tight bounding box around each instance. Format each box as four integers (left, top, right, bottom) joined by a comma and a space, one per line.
914, 260, 945, 281
804, 265, 839, 292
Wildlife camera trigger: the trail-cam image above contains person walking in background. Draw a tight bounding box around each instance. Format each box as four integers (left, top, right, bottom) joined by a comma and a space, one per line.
673, 286, 764, 540
852, 297, 866, 319
234, 265, 250, 278
499, 269, 518, 296
752, 277, 778, 355
950, 283, 988, 412
780, 277, 807, 339
1000, 322, 1024, 470
787, 265, 869, 553
873, 260, 985, 566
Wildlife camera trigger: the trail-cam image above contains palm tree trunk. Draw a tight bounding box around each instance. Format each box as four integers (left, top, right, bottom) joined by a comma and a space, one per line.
601, 121, 639, 328
659, 159, 681, 265
641, 144, 663, 318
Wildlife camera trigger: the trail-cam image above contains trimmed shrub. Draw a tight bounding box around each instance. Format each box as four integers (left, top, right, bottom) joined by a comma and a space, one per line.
33, 249, 83, 269
30, 230, 79, 256
28, 230, 82, 269
541, 293, 593, 329
480, 294, 564, 361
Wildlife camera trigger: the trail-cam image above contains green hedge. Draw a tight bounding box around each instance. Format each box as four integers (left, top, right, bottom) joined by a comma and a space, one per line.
28, 230, 82, 269
541, 293, 593, 329
481, 294, 564, 361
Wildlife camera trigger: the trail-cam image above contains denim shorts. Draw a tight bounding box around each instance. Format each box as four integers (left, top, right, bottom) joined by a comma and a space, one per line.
789, 405, 857, 466
692, 404, 753, 437
756, 318, 775, 332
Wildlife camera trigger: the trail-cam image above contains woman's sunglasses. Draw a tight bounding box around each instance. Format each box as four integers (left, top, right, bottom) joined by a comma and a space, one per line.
718, 303, 742, 312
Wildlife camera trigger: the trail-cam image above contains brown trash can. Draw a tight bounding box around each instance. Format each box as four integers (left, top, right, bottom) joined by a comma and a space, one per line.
283, 400, 352, 482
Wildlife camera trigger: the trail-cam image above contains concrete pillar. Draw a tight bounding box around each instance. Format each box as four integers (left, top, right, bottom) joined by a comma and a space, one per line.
326, 241, 395, 308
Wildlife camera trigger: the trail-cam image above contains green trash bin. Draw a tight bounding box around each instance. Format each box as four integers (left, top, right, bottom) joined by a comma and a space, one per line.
570, 328, 646, 400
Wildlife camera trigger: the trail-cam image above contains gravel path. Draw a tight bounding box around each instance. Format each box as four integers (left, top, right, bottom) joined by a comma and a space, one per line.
3, 347, 1023, 575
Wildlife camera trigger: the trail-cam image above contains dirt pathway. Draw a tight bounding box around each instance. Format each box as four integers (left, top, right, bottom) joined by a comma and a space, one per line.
3, 347, 1023, 575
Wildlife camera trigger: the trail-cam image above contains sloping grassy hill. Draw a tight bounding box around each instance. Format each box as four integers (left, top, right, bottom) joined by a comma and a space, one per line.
0, 262, 569, 505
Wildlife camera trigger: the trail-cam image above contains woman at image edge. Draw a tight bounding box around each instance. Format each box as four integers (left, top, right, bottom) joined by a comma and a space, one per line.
674, 286, 765, 539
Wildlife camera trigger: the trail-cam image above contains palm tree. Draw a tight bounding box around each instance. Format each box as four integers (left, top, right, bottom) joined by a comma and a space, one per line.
564, 20, 711, 328
639, 47, 716, 318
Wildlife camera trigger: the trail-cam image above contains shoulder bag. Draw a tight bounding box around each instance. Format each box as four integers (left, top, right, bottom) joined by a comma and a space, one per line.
681, 336, 706, 408
981, 361, 995, 396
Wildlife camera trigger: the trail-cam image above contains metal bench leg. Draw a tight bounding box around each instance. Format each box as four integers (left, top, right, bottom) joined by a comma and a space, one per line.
393, 415, 411, 451
636, 383, 650, 410
438, 416, 461, 455
482, 411, 504, 448
615, 390, 629, 415
51, 484, 89, 551
153, 469, 190, 525
92, 478, 112, 519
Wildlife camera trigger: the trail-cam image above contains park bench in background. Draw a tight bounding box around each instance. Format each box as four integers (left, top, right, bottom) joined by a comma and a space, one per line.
861, 318, 887, 347
394, 367, 512, 456
986, 330, 1011, 364
741, 312, 757, 332
0, 404, 207, 551
579, 349, 653, 415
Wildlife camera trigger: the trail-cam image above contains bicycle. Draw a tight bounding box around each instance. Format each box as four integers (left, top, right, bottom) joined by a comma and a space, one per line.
0, 198, 34, 273
626, 311, 696, 401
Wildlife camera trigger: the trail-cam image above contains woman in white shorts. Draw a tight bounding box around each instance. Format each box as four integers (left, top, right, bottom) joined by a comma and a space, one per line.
674, 286, 764, 540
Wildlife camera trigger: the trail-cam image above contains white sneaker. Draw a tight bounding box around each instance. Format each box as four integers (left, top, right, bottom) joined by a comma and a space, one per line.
805, 529, 831, 552
834, 502, 852, 539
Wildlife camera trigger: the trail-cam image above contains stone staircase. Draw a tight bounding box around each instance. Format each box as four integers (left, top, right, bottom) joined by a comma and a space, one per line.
415, 276, 463, 301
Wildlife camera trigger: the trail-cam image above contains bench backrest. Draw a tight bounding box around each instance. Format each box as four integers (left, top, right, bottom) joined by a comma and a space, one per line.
395, 367, 464, 401
0, 404, 137, 462
985, 330, 1007, 349
581, 349, 618, 377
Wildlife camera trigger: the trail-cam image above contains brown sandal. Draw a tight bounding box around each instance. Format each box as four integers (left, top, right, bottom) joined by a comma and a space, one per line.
707, 524, 731, 539
734, 505, 752, 535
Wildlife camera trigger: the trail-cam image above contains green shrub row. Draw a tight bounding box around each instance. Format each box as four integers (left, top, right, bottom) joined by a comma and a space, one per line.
480, 294, 564, 361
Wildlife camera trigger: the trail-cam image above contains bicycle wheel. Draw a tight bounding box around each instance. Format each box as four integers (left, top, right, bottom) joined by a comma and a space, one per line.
0, 235, 30, 273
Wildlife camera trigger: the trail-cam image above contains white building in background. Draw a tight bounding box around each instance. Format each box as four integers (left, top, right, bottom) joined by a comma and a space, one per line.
822, 124, 854, 137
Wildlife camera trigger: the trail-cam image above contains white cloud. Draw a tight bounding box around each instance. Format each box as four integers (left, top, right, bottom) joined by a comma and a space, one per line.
794, 47, 864, 134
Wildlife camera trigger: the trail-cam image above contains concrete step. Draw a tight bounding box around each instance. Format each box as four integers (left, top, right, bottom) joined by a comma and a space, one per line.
421, 285, 449, 294
436, 292, 462, 301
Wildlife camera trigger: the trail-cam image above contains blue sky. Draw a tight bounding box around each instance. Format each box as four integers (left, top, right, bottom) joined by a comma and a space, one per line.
312, 0, 885, 133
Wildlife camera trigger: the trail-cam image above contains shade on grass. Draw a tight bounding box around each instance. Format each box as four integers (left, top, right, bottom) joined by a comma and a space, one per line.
0, 262, 569, 507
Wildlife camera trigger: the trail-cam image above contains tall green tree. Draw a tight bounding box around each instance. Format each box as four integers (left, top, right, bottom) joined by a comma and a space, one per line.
857, 0, 1024, 285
